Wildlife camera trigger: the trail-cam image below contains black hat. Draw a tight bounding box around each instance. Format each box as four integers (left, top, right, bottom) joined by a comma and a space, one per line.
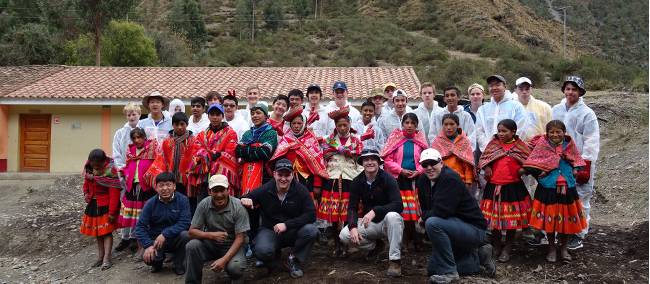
356, 149, 383, 165
486, 75, 507, 85
306, 84, 322, 94
274, 158, 293, 172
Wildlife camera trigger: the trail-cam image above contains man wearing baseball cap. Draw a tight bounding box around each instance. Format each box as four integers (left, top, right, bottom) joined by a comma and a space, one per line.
474, 75, 528, 151
241, 159, 318, 279
514, 77, 552, 141
322, 81, 364, 137
185, 175, 250, 284
377, 89, 423, 138
551, 76, 599, 250
339, 149, 404, 277
416, 149, 495, 283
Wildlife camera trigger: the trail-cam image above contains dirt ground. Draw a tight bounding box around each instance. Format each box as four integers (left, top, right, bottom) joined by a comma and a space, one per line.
0, 91, 647, 284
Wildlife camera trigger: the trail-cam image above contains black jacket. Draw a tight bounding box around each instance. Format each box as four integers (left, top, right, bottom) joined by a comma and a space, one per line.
416, 166, 487, 230
244, 179, 316, 230
347, 169, 403, 229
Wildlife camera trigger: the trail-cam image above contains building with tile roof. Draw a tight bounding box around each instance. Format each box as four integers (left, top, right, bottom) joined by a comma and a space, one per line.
0, 65, 421, 172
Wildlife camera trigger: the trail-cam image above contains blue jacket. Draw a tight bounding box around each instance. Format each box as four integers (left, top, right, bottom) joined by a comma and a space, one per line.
135, 193, 191, 248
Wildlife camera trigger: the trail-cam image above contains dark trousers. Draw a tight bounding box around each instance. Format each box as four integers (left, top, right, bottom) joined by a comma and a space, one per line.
425, 217, 486, 276
185, 239, 247, 283
254, 224, 318, 265
146, 231, 190, 270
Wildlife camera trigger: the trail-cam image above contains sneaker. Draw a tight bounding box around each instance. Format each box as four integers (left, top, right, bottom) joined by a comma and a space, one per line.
429, 272, 460, 284
386, 260, 402, 277
286, 256, 303, 278
114, 239, 131, 252
567, 236, 583, 250
255, 260, 265, 268
478, 244, 496, 278
245, 244, 253, 258
527, 235, 549, 246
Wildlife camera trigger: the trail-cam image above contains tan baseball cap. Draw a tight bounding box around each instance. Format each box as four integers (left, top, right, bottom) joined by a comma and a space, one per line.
208, 174, 229, 189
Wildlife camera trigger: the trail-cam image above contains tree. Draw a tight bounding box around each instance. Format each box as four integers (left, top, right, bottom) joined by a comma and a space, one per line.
263, 0, 283, 31
102, 20, 158, 66
167, 0, 207, 48
0, 23, 63, 65
77, 0, 137, 66
291, 0, 311, 21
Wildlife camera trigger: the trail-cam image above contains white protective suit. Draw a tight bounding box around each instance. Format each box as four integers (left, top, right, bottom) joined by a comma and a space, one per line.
303, 103, 331, 139
413, 101, 443, 145
361, 117, 386, 151
376, 108, 424, 139
187, 113, 209, 136
112, 122, 137, 169
474, 96, 528, 151
552, 97, 600, 238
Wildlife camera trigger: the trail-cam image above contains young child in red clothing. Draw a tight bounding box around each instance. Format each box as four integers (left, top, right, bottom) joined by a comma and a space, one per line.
80, 149, 121, 270
478, 119, 531, 262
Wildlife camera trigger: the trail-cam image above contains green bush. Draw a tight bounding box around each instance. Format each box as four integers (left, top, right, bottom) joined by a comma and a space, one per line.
102, 20, 158, 66
429, 58, 494, 91
496, 58, 546, 86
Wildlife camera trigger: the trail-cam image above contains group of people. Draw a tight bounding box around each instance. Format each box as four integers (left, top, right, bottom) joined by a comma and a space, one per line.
78, 74, 600, 283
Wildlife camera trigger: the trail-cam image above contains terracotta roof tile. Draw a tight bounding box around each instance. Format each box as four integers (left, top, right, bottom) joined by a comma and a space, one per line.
0, 66, 421, 101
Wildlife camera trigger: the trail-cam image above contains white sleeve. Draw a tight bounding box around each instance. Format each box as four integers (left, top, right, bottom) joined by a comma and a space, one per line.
475, 109, 489, 152
580, 111, 600, 161
513, 103, 529, 138
461, 113, 476, 151
428, 112, 440, 144
112, 129, 126, 168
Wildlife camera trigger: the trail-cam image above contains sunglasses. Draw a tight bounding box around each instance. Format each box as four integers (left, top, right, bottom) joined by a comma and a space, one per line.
421, 160, 440, 168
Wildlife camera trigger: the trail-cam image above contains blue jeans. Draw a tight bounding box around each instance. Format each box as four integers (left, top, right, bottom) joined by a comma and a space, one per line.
425, 217, 486, 276
254, 224, 318, 265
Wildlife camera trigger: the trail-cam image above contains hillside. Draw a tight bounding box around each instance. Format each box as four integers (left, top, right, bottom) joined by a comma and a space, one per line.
0, 0, 646, 91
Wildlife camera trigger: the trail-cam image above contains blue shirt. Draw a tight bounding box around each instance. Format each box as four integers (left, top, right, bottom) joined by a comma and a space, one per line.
135, 193, 191, 248
401, 140, 416, 171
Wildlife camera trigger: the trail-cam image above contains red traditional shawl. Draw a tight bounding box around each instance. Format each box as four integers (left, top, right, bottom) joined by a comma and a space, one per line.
270, 129, 329, 179
83, 158, 121, 190
144, 134, 195, 188
322, 132, 363, 160
431, 128, 475, 166
523, 134, 585, 172
268, 117, 285, 136
306, 110, 319, 126
478, 135, 531, 169
381, 129, 428, 158
188, 125, 240, 195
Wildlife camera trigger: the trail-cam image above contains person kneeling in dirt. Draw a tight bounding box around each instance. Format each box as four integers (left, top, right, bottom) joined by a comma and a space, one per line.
135, 172, 191, 275
185, 175, 249, 284
339, 149, 405, 277
416, 149, 495, 283
241, 159, 318, 279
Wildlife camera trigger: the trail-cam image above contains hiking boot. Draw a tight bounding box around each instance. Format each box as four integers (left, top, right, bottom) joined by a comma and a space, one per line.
429, 272, 460, 284
286, 256, 303, 278
365, 239, 385, 261
478, 244, 496, 278
386, 260, 402, 277
150, 261, 163, 273
114, 239, 131, 252
567, 236, 583, 250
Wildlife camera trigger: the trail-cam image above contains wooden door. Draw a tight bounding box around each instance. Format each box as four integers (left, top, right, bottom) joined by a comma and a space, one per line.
20, 114, 51, 172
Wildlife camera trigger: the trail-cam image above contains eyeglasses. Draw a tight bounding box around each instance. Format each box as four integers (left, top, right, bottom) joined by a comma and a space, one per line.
421, 160, 440, 168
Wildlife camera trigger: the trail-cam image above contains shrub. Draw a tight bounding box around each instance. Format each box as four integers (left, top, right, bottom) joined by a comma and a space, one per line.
496, 58, 546, 86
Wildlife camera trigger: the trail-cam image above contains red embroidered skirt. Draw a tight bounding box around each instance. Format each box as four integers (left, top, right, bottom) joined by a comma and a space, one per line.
529, 184, 587, 234
317, 178, 351, 223
397, 176, 420, 221
480, 181, 532, 230
80, 199, 116, 237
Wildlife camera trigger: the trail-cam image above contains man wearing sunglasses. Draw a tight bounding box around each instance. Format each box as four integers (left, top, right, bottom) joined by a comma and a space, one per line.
415, 149, 495, 283
185, 175, 250, 283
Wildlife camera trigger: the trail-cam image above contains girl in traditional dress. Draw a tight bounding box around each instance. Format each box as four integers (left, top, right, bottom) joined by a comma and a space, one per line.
430, 113, 476, 194
116, 128, 157, 254
381, 113, 428, 251
319, 107, 363, 257
80, 149, 121, 270
269, 107, 329, 208
268, 94, 290, 136
523, 120, 587, 263
478, 119, 531, 262
187, 103, 239, 214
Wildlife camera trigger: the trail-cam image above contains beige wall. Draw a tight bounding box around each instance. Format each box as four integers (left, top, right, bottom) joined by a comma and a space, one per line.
8, 105, 130, 173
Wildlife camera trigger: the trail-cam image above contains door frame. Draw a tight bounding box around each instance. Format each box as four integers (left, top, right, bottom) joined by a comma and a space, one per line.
19, 114, 51, 172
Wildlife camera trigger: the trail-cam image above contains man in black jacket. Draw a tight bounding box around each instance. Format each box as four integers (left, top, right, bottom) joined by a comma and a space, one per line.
241, 158, 317, 279
339, 149, 404, 277
416, 149, 495, 284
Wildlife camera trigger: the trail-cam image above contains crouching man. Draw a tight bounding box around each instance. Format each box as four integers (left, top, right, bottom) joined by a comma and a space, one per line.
241, 158, 318, 279
339, 149, 404, 277
135, 172, 191, 275
416, 149, 495, 283
185, 175, 249, 284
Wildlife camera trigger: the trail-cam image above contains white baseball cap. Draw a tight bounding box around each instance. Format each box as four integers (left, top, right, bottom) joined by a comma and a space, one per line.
419, 149, 442, 164
392, 89, 408, 99
208, 174, 229, 189
515, 77, 532, 87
